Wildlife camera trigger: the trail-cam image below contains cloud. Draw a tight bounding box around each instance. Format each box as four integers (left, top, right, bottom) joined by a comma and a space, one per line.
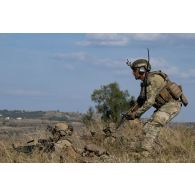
52, 50, 195, 82
52, 51, 127, 72
89, 56, 132, 77
76, 33, 167, 47
179, 68, 195, 79
77, 33, 130, 46
51, 50, 195, 81
131, 33, 164, 41
53, 52, 88, 61
112, 57, 194, 78
151, 57, 195, 80
77, 33, 195, 47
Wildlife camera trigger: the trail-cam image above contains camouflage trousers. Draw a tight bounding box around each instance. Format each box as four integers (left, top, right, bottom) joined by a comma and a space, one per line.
141, 100, 182, 152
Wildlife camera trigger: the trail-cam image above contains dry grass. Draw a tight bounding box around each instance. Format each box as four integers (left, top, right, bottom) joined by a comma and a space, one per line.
82, 119, 195, 163
0, 119, 195, 163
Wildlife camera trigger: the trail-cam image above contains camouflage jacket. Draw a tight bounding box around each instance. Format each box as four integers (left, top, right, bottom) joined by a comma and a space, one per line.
135, 71, 169, 117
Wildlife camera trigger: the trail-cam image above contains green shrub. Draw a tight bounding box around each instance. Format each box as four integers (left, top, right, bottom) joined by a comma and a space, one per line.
91, 82, 135, 123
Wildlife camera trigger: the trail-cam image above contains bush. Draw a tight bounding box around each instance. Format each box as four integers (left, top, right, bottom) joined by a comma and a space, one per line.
91, 82, 135, 123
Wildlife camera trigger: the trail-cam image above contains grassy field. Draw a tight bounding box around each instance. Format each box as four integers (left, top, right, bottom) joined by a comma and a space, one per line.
0, 118, 195, 163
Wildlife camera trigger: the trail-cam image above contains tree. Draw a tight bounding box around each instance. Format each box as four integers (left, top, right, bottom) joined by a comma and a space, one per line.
91, 82, 135, 123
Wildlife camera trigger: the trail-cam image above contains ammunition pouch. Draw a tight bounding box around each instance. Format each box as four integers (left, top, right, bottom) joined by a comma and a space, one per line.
155, 81, 188, 107
166, 81, 182, 99
167, 82, 188, 106
144, 70, 188, 108
155, 87, 173, 108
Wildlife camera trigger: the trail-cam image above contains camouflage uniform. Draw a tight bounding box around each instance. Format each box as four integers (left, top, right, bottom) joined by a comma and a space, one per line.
127, 58, 188, 155
135, 72, 182, 152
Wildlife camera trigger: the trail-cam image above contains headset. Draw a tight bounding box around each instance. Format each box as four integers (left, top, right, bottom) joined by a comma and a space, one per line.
139, 67, 146, 73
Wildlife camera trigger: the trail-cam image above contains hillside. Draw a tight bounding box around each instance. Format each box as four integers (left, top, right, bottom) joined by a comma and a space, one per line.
0, 109, 83, 122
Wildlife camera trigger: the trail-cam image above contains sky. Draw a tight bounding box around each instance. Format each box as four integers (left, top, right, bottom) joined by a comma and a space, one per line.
1, 1, 194, 193
0, 33, 195, 122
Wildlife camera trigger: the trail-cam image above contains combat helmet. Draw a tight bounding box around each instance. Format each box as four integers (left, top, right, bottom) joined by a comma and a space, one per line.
128, 59, 151, 72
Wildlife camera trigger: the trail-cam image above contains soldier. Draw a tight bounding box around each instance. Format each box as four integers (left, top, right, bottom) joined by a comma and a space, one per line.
126, 58, 188, 157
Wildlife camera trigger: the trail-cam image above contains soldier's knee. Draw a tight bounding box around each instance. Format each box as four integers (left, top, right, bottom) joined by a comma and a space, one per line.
152, 111, 172, 126
143, 122, 160, 134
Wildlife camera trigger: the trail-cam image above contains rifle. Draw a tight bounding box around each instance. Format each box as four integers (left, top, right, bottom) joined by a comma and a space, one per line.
116, 103, 139, 130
